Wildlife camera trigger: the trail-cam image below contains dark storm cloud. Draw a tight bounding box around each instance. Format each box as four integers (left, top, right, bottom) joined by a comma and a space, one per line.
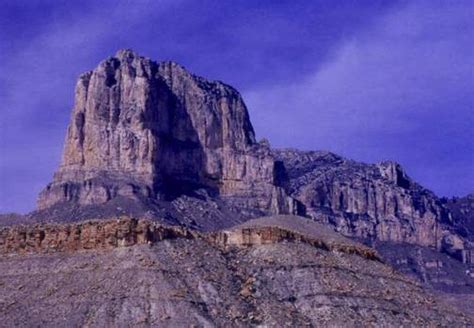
0, 0, 472, 212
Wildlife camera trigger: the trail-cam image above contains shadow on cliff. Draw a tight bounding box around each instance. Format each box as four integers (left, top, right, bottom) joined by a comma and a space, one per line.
148, 75, 217, 201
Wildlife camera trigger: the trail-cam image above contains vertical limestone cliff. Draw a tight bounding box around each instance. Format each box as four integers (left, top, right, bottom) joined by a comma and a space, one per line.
273, 149, 472, 264
37, 50, 298, 220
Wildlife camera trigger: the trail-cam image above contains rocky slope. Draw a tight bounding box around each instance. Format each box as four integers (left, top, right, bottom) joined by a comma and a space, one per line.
1, 216, 471, 327
37, 49, 298, 228
444, 193, 474, 241
1, 50, 473, 324
27, 50, 473, 261
274, 149, 473, 294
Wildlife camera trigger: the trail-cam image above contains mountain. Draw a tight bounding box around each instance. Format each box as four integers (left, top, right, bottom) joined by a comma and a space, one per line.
444, 193, 474, 241
34, 49, 300, 230
0, 215, 471, 326
1, 50, 473, 324
274, 149, 473, 295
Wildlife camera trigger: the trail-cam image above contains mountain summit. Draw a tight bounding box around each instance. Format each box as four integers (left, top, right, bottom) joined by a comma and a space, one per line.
37, 50, 299, 228
0, 50, 473, 323
28, 50, 474, 274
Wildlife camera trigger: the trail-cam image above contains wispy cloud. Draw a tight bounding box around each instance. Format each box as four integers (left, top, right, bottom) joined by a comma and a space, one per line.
0, 0, 179, 212
0, 0, 472, 212
244, 1, 474, 196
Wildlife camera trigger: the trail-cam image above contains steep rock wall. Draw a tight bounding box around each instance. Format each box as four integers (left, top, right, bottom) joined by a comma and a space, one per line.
274, 149, 471, 261
38, 50, 297, 217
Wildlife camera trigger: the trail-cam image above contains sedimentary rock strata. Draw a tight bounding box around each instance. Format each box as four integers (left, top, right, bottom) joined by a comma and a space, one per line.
38, 49, 297, 218
0, 218, 194, 254
2, 50, 473, 323
0, 216, 471, 326
274, 148, 474, 296
274, 149, 471, 255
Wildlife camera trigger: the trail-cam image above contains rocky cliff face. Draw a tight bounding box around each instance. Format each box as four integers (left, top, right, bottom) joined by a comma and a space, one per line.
274, 149, 474, 293
0, 218, 195, 254
274, 150, 466, 248
444, 193, 474, 241
2, 49, 474, 324
1, 216, 471, 326
37, 50, 298, 223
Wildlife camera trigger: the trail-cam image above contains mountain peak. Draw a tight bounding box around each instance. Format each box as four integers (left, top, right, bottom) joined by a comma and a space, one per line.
114, 48, 140, 60
37, 51, 298, 226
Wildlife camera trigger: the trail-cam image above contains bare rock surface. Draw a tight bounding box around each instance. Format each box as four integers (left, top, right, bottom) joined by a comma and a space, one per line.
0, 217, 195, 255
37, 49, 298, 225
274, 149, 474, 304
0, 216, 472, 327
226, 215, 372, 250
444, 193, 474, 241
274, 149, 450, 246
1, 50, 473, 325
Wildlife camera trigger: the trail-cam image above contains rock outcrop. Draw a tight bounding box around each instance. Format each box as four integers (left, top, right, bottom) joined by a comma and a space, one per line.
274, 149, 468, 250
3, 49, 473, 323
0, 216, 378, 261
215, 215, 380, 260
0, 216, 471, 326
274, 149, 474, 294
444, 193, 474, 241
0, 217, 195, 254
37, 50, 298, 224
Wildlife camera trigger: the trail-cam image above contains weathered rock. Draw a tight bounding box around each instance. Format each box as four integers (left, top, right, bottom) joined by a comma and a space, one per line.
37, 50, 298, 221
0, 216, 471, 326
3, 49, 473, 324
215, 215, 380, 261
274, 149, 469, 251
0, 217, 196, 254
444, 192, 474, 241
274, 149, 474, 297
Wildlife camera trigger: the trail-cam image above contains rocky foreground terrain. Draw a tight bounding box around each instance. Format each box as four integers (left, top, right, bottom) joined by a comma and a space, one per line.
1, 50, 473, 325
1, 216, 471, 326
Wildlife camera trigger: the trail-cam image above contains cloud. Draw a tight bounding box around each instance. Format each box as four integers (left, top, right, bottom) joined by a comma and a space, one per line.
0, 0, 472, 212
243, 1, 474, 196
0, 0, 180, 212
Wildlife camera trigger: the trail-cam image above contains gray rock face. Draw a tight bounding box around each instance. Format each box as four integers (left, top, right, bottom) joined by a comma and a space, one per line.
2, 49, 474, 324
444, 193, 474, 241
1, 216, 471, 326
274, 149, 464, 247
38, 50, 297, 219
274, 149, 474, 293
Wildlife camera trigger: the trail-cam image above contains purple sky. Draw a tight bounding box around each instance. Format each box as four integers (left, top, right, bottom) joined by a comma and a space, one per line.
0, 0, 473, 213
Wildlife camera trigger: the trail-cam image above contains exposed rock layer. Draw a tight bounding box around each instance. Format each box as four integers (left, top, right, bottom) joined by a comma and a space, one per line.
274, 149, 471, 257
37, 50, 297, 218
0, 218, 194, 254
274, 149, 474, 296
444, 193, 474, 241
0, 216, 471, 326
0, 216, 377, 261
